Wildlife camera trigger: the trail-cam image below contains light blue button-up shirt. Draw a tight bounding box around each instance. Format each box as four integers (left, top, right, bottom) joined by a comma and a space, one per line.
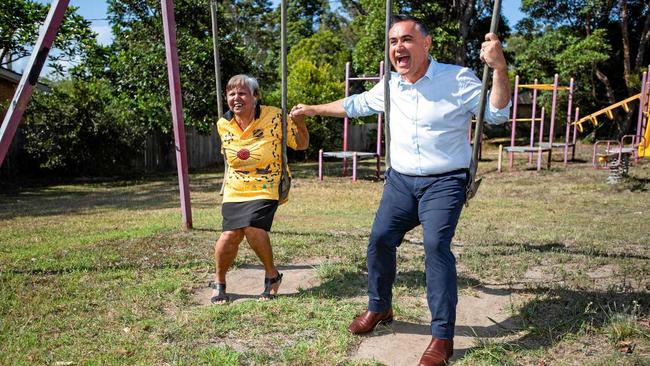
343, 58, 511, 175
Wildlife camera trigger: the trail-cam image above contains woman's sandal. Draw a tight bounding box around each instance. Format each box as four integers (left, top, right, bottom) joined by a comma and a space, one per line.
209, 282, 229, 304
259, 272, 283, 300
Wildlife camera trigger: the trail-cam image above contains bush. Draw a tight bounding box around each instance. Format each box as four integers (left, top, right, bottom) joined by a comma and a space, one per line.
21, 79, 145, 176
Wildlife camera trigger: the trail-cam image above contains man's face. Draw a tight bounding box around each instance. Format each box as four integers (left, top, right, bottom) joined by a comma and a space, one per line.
388, 20, 431, 82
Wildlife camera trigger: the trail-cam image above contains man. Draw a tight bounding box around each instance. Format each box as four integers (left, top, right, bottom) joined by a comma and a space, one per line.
290, 14, 510, 366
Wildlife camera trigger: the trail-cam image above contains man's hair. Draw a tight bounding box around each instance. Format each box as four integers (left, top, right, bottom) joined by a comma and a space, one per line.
225, 74, 261, 98
391, 14, 429, 36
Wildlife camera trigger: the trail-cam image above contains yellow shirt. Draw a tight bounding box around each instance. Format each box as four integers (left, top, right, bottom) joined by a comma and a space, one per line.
217, 105, 298, 203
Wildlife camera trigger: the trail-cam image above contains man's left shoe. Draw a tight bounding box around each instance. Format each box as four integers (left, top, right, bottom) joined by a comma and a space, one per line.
418, 337, 453, 366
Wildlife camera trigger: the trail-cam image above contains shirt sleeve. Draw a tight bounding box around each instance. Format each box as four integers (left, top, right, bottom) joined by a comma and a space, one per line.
457, 68, 511, 125
342, 81, 385, 118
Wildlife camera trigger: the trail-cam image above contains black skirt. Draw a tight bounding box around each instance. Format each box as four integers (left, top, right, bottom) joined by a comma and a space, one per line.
221, 199, 279, 232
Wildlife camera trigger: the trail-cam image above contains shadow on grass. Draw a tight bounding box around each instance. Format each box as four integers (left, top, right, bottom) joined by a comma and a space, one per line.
480, 241, 650, 261
297, 263, 648, 360
0, 173, 229, 220
504, 286, 649, 351
625, 176, 649, 192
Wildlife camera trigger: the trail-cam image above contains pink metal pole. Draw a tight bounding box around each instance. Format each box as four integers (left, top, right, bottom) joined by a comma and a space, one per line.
0, 0, 70, 166
376, 61, 384, 178
509, 75, 520, 171
376, 61, 384, 157
572, 107, 579, 160
636, 71, 647, 143
528, 79, 538, 164
352, 152, 357, 181
548, 74, 559, 150
161, 0, 192, 229
642, 67, 650, 143
318, 149, 323, 180
564, 78, 574, 166
342, 62, 350, 176
537, 107, 545, 170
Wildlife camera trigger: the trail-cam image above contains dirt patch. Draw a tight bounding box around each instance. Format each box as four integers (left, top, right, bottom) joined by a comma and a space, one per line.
193, 262, 323, 305
352, 286, 517, 365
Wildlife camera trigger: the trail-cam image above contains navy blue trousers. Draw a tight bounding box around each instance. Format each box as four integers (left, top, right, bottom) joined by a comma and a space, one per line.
367, 168, 467, 339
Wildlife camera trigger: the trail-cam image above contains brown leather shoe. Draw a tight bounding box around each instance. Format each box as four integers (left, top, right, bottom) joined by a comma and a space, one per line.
418, 337, 453, 366
347, 309, 393, 334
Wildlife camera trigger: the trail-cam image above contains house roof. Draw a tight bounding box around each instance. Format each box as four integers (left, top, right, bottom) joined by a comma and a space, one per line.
0, 66, 51, 92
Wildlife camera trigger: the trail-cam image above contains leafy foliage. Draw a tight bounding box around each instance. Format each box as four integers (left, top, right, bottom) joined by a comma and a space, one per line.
21, 79, 144, 175
269, 30, 349, 157
511, 0, 649, 138
0, 0, 99, 77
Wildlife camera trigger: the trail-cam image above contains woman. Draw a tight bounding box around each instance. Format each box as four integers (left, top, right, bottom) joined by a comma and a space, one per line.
210, 74, 309, 304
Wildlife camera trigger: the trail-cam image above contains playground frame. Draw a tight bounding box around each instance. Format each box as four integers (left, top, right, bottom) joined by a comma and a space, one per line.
501, 74, 577, 172
318, 62, 384, 181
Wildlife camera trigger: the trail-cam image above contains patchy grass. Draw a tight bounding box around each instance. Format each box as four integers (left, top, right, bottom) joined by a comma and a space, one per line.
1, 142, 649, 365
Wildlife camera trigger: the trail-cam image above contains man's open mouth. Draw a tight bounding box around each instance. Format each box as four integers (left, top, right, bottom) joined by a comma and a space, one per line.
396, 55, 410, 67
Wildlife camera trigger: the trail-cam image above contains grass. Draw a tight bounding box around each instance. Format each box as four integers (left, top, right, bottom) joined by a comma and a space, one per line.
1, 142, 649, 365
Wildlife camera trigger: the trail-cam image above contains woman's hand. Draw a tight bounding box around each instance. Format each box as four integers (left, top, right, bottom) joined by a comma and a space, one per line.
290, 104, 315, 117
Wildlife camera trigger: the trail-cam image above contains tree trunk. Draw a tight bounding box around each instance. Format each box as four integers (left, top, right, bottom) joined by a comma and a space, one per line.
594, 67, 616, 104
454, 0, 476, 66
634, 5, 650, 71
620, 0, 632, 93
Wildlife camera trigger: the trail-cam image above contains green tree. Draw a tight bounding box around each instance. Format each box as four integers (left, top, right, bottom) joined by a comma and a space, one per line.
509, 0, 649, 137
346, 0, 509, 76
21, 79, 144, 175
0, 0, 99, 77
106, 0, 259, 136
278, 30, 349, 157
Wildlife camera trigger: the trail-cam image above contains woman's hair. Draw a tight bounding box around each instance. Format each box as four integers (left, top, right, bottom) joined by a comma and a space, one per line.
225, 74, 261, 99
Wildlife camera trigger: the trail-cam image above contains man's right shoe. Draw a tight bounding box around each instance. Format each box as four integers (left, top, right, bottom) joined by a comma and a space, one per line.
418, 337, 454, 366
347, 309, 393, 334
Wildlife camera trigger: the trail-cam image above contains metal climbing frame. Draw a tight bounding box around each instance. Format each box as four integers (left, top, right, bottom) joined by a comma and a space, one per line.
319, 62, 384, 181
503, 74, 576, 172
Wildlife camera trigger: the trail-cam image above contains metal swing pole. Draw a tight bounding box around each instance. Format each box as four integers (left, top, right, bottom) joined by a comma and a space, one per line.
0, 0, 70, 166
382, 0, 392, 170
161, 0, 193, 229
279, 0, 289, 199
210, 0, 228, 196
466, 0, 502, 204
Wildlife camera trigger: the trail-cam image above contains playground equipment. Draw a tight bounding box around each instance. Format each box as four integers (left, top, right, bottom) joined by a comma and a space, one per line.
0, 0, 296, 230
574, 66, 650, 161
318, 62, 384, 181
0, 0, 197, 226
501, 74, 576, 172
572, 66, 650, 177
592, 135, 647, 183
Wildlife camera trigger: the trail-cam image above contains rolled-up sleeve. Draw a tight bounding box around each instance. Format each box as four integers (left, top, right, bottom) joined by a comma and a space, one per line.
458, 68, 511, 125
485, 91, 512, 124
343, 82, 385, 118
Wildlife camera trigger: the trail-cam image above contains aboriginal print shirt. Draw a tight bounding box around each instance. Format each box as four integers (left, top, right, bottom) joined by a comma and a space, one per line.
217, 105, 298, 203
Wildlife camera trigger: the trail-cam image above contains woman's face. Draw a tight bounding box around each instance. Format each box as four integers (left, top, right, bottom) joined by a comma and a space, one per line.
226, 85, 256, 118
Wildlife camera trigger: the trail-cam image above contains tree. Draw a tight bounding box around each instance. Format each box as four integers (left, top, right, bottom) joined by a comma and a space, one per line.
0, 0, 99, 77
21, 79, 144, 175
106, 0, 262, 136
510, 0, 649, 137
274, 30, 350, 157
346, 0, 509, 76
